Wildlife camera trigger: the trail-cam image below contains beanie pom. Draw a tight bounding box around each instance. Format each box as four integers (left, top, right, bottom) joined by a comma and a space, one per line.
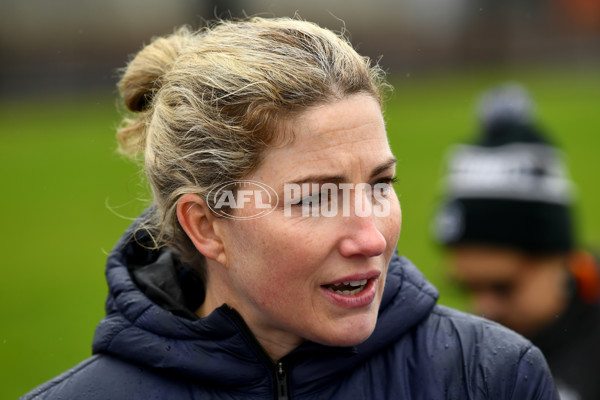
478, 83, 534, 128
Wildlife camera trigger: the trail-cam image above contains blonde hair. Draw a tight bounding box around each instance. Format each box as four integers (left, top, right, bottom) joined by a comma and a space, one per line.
117, 17, 389, 268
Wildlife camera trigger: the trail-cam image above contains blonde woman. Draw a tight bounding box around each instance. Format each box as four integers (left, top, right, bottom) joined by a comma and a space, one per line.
23, 18, 558, 399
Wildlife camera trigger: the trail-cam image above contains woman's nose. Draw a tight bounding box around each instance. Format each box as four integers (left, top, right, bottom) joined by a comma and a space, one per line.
338, 214, 387, 258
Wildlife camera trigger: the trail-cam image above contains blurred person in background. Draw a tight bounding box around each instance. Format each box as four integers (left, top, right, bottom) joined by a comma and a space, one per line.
21, 18, 559, 400
435, 84, 600, 400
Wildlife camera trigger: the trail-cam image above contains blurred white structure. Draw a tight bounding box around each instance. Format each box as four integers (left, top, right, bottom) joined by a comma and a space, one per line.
1, 0, 598, 96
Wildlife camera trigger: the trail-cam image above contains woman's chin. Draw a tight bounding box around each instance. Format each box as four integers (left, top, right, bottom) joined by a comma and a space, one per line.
311, 316, 378, 348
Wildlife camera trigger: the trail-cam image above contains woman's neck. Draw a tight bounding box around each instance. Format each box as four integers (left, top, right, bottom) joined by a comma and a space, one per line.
195, 267, 304, 362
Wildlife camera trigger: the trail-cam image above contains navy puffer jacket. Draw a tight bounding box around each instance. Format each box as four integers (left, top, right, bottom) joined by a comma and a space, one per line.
22, 215, 558, 399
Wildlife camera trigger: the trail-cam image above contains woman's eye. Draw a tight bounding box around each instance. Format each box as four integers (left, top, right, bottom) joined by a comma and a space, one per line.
380, 176, 398, 185
301, 192, 322, 206
299, 190, 332, 207
373, 176, 398, 195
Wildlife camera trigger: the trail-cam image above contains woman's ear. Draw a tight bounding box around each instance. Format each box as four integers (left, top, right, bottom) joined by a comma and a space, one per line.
177, 193, 227, 265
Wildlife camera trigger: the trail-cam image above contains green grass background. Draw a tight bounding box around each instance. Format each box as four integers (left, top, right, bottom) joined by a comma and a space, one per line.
1, 67, 599, 398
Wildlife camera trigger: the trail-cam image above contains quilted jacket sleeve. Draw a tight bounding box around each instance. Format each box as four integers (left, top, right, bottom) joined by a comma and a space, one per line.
509, 345, 559, 400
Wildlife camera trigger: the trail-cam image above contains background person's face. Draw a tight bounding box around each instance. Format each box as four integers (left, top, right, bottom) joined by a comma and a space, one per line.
448, 245, 568, 335
216, 94, 401, 350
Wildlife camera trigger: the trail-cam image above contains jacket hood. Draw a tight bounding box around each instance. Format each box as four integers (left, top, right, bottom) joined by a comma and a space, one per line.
92, 211, 439, 396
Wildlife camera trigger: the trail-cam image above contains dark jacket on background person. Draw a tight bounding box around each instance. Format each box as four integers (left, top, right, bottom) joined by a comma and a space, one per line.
22, 215, 559, 399
529, 251, 600, 400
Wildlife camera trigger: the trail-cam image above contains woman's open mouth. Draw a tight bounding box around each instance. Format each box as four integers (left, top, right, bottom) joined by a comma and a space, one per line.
324, 279, 368, 295
320, 273, 380, 308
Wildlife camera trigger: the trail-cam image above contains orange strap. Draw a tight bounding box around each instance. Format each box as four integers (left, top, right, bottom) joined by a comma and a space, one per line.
569, 250, 600, 304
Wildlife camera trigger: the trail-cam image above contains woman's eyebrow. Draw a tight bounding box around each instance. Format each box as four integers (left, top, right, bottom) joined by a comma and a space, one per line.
289, 175, 346, 186
288, 157, 397, 185
369, 157, 397, 179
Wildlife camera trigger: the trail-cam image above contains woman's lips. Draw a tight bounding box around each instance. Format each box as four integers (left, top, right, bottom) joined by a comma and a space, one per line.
319, 272, 380, 309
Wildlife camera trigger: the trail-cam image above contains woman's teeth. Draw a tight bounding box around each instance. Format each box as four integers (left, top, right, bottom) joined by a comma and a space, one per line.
326, 279, 368, 295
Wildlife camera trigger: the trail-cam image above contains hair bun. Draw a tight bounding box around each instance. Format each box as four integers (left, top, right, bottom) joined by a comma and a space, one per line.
119, 26, 192, 112
117, 27, 192, 157
477, 83, 534, 128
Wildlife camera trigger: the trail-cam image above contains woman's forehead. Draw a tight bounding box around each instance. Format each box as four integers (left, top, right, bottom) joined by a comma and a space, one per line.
250, 100, 394, 185
280, 95, 387, 149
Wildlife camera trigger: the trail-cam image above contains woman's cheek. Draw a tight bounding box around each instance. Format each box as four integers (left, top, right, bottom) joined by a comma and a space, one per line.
388, 199, 402, 241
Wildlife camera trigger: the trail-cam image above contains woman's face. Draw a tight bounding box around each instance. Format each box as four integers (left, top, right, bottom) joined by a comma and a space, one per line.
216, 93, 401, 352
